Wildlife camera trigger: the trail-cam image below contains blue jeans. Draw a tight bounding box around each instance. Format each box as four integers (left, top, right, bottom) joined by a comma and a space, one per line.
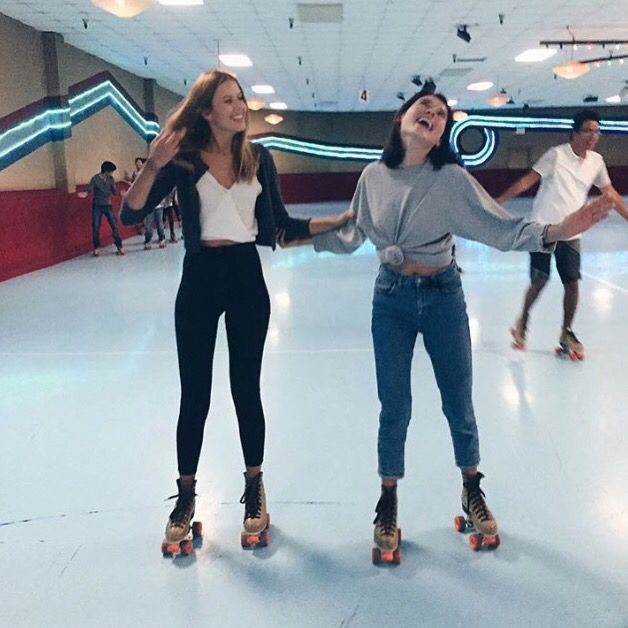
371, 263, 480, 479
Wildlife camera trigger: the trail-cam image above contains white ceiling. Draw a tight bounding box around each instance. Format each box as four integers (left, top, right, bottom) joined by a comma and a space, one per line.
1, 0, 627, 111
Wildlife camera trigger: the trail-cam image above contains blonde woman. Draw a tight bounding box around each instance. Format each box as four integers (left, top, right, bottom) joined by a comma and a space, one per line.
122, 69, 346, 553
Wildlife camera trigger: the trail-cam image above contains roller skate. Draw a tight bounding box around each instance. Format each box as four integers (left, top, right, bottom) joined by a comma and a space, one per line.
555, 327, 584, 361
453, 472, 500, 551
510, 315, 528, 351
372, 485, 401, 565
161, 479, 203, 557
240, 472, 270, 549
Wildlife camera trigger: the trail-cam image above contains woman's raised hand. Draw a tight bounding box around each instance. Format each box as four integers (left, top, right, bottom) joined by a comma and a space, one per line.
146, 129, 184, 170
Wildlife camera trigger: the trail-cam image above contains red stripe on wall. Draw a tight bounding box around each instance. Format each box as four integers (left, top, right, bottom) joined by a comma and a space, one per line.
1, 166, 626, 282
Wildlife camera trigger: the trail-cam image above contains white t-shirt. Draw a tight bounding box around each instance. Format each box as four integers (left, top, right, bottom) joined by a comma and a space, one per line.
197, 171, 261, 242
531, 143, 611, 237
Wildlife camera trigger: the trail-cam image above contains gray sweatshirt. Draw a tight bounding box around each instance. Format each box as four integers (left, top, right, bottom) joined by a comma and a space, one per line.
313, 161, 553, 266
88, 174, 119, 206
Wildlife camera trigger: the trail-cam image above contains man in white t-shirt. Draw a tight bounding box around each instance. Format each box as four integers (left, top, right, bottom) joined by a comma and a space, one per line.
496, 110, 626, 358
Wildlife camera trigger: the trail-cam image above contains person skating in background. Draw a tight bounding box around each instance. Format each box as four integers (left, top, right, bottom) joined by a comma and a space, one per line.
496, 110, 627, 358
85, 160, 125, 257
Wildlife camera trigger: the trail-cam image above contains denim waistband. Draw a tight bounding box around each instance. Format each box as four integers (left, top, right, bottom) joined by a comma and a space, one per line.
379, 261, 460, 288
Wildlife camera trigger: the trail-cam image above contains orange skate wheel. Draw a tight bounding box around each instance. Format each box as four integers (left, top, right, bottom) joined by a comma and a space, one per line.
485, 534, 500, 550
161, 541, 173, 557
392, 546, 402, 565
258, 528, 270, 547
569, 352, 577, 361
192, 521, 203, 537
453, 516, 467, 532
469, 534, 482, 551
372, 548, 382, 565
180, 539, 193, 555
381, 550, 394, 562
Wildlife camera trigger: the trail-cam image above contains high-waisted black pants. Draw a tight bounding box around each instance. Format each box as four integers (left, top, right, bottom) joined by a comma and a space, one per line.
174, 243, 270, 475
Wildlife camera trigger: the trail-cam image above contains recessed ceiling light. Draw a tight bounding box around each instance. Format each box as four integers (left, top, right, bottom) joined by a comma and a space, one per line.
158, 0, 203, 5
219, 54, 252, 67
252, 85, 275, 94
447, 98, 458, 106
467, 81, 493, 91
515, 49, 557, 63
91, 0, 155, 17
269, 102, 288, 110
247, 98, 267, 111
605, 95, 621, 103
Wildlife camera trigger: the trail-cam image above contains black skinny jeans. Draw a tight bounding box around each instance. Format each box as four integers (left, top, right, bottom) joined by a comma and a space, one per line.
175, 243, 270, 475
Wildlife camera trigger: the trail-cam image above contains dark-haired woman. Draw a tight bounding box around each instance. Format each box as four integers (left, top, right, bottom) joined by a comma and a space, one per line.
120, 69, 347, 551
303, 89, 611, 559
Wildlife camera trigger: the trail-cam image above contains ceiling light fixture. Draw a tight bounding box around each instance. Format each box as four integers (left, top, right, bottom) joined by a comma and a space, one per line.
219, 54, 252, 67
605, 95, 621, 104
447, 98, 458, 107
269, 102, 288, 110
486, 89, 510, 107
247, 98, 267, 111
467, 81, 493, 91
457, 25, 471, 43
453, 111, 468, 122
264, 114, 283, 126
252, 85, 275, 94
552, 60, 589, 79
91, 0, 156, 18
515, 49, 557, 63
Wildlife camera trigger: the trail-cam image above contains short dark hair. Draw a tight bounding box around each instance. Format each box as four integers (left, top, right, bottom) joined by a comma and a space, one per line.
135, 157, 146, 164
381, 87, 460, 170
100, 161, 117, 173
572, 109, 600, 132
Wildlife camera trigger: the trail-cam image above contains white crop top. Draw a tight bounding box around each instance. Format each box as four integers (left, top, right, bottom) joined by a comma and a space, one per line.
197, 171, 262, 242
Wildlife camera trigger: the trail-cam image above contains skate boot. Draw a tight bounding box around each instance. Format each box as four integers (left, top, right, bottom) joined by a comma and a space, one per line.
161, 479, 202, 557
454, 472, 500, 551
556, 327, 584, 361
510, 315, 528, 350
240, 472, 270, 548
372, 485, 401, 565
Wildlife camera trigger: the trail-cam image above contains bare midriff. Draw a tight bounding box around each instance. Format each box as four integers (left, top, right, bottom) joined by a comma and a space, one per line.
200, 239, 240, 247
389, 260, 449, 276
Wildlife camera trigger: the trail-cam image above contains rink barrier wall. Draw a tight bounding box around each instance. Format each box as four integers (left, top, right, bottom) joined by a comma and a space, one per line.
0, 167, 626, 282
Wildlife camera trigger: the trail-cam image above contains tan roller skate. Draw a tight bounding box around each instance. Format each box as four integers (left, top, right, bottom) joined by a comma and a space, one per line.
454, 472, 500, 551
372, 485, 401, 565
161, 479, 202, 557
555, 327, 585, 361
240, 472, 270, 549
510, 315, 528, 351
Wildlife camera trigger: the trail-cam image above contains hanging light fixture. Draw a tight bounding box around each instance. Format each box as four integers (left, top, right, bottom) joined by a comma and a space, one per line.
91, 0, 156, 18
453, 111, 468, 122
552, 60, 590, 79
247, 98, 267, 111
264, 114, 284, 125
486, 89, 510, 107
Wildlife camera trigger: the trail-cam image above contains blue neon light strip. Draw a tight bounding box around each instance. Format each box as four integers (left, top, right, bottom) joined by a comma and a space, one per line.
451, 115, 628, 167
252, 135, 381, 161
0, 80, 159, 170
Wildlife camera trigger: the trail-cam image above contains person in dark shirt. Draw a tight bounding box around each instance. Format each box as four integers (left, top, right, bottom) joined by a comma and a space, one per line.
87, 161, 125, 256
121, 69, 348, 553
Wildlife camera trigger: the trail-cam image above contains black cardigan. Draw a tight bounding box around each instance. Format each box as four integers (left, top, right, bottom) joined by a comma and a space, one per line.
120, 144, 311, 251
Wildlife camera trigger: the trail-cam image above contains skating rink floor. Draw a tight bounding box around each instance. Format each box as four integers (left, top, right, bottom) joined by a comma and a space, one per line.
1, 198, 627, 628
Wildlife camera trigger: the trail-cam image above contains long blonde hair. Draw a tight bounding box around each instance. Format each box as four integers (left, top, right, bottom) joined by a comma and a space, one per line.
166, 69, 259, 181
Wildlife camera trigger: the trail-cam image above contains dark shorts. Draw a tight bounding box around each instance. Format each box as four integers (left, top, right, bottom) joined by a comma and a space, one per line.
530, 239, 581, 284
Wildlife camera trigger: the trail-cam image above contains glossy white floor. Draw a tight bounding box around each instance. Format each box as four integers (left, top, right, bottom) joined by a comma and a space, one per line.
1, 199, 627, 628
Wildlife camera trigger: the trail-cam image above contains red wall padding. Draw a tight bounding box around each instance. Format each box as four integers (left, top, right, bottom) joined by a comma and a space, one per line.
1, 166, 626, 282
0, 186, 137, 282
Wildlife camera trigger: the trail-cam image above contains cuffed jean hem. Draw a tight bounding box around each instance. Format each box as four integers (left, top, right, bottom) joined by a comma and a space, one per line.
378, 469, 404, 480
457, 459, 481, 472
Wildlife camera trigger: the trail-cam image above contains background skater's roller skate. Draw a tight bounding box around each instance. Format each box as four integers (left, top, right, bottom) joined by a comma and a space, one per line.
453, 472, 500, 551
555, 327, 585, 361
240, 472, 270, 549
161, 479, 203, 557
372, 485, 401, 565
510, 315, 528, 351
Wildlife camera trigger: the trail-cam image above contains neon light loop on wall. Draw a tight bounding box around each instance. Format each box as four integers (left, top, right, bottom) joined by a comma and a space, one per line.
451, 115, 628, 167
1, 78, 627, 171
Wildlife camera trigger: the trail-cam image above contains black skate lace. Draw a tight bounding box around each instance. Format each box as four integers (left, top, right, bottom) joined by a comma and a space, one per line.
465, 475, 490, 523
240, 475, 262, 519
373, 489, 397, 535
166, 491, 195, 524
